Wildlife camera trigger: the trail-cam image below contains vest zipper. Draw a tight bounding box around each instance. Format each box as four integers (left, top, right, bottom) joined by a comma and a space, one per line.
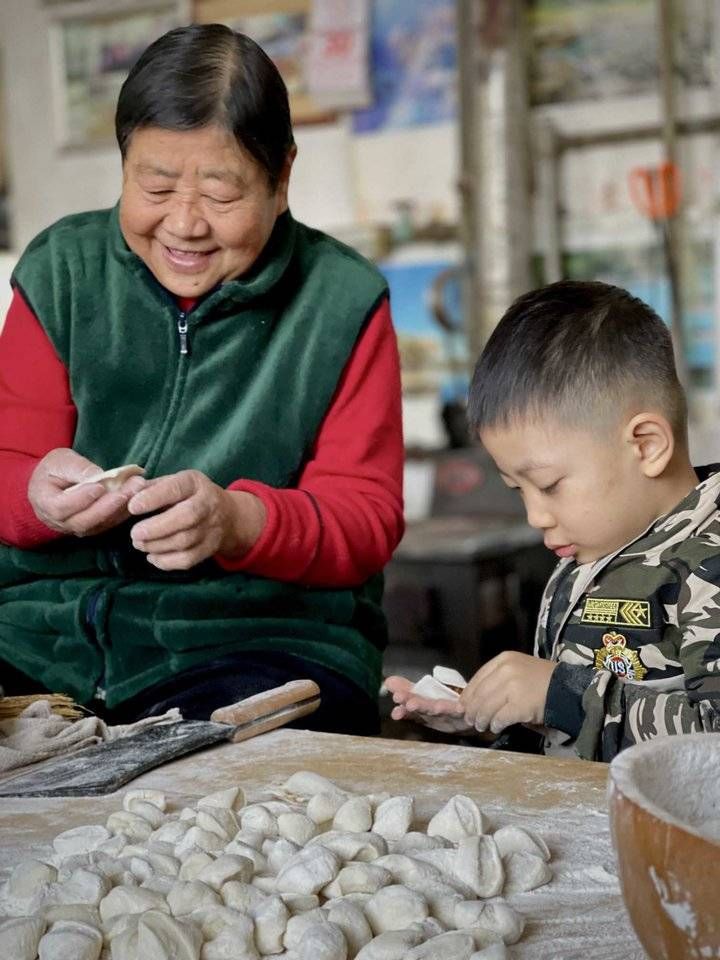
178, 312, 189, 355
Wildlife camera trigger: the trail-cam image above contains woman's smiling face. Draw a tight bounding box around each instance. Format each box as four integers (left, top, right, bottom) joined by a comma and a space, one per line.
119, 125, 293, 298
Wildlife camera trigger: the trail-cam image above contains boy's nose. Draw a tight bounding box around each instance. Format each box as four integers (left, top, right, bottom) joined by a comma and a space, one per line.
525, 500, 554, 531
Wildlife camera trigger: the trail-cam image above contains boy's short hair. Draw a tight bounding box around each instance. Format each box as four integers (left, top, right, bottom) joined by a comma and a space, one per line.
468, 280, 687, 439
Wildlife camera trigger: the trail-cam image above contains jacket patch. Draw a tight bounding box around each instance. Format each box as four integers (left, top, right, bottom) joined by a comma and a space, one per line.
594, 631, 648, 680
581, 597, 651, 628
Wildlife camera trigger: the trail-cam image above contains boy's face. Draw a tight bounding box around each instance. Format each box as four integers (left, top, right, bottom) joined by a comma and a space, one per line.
480, 417, 657, 565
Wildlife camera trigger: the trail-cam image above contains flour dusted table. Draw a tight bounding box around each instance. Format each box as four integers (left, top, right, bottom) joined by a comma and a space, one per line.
0, 729, 646, 959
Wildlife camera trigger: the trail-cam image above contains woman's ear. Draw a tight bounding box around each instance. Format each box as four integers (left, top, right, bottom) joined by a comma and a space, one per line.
624, 412, 675, 478
274, 146, 297, 212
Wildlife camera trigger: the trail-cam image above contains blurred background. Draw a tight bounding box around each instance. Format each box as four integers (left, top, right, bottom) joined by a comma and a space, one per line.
1, 0, 718, 713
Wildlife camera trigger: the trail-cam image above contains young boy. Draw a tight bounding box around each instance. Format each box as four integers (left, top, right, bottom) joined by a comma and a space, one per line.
387, 280, 720, 762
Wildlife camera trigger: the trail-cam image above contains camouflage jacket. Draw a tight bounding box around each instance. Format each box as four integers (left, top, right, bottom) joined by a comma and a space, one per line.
537, 465, 720, 762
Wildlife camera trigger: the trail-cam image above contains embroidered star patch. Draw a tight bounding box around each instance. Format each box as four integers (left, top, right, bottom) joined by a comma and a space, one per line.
581, 597, 651, 628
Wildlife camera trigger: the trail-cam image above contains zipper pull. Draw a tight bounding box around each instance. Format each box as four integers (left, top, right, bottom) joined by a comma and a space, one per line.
177, 312, 189, 356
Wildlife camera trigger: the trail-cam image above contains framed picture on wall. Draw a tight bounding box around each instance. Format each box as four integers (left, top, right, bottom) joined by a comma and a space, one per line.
46, 0, 189, 149
192, 0, 337, 125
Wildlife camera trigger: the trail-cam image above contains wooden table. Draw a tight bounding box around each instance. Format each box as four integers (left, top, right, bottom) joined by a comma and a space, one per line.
0, 730, 646, 959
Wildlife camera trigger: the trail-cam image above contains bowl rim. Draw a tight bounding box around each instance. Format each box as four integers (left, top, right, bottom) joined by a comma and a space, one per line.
608, 732, 720, 848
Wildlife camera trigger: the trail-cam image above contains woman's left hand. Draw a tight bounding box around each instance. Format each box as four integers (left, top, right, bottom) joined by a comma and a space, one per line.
128, 469, 265, 570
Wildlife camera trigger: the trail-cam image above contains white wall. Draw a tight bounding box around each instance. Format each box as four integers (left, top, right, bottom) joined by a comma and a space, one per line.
0, 1, 457, 252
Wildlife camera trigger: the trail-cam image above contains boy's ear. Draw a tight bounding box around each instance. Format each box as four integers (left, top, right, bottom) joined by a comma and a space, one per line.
623, 412, 674, 478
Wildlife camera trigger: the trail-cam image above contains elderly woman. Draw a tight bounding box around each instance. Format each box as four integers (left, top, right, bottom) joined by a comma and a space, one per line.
0, 25, 403, 735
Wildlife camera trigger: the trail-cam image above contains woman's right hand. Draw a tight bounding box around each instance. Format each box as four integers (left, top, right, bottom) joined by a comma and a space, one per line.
384, 675, 473, 734
28, 448, 146, 538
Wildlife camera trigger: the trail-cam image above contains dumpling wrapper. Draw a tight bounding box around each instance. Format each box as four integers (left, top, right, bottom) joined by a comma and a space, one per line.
410, 665, 468, 702
432, 666, 467, 691
67, 464, 145, 493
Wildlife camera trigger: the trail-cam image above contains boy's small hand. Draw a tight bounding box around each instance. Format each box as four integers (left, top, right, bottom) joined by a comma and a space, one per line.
384, 675, 472, 734
460, 652, 556, 734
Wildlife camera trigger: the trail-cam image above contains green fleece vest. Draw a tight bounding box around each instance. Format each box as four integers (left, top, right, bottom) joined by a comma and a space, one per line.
1, 207, 389, 706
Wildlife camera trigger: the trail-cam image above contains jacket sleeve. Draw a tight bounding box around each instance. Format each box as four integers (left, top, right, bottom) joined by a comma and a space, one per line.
574, 557, 720, 761
0, 287, 76, 547
216, 296, 405, 587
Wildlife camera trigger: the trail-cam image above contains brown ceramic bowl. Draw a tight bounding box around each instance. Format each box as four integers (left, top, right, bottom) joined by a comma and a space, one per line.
609, 733, 720, 959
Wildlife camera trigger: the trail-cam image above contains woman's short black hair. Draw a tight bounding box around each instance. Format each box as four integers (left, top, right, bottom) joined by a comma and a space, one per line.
115, 23, 294, 188
468, 279, 687, 437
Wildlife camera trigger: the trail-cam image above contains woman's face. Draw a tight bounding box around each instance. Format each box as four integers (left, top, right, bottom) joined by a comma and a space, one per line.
119, 125, 294, 298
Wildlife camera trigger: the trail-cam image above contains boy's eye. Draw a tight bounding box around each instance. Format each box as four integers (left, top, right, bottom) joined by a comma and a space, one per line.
540, 480, 560, 495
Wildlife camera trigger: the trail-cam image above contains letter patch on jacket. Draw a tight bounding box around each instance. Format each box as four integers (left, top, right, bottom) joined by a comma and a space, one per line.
594, 631, 648, 680
581, 597, 651, 628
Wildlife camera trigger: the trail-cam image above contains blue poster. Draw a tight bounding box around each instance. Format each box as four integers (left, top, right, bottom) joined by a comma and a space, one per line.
353, 0, 457, 134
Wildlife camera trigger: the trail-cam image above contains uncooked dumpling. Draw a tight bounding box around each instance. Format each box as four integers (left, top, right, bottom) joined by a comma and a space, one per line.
111, 910, 202, 960
0, 916, 46, 960
297, 920, 348, 960
502, 852, 552, 894
282, 771, 346, 797
492, 825, 550, 862
278, 812, 317, 846
427, 796, 488, 842
410, 675, 461, 702
7, 859, 58, 899
364, 884, 429, 934
53, 826, 111, 859
325, 898, 374, 955
354, 928, 424, 959
372, 796, 414, 841
308, 791, 348, 824
67, 464, 144, 493
454, 836, 504, 899
333, 796, 373, 833
406, 930, 475, 960
38, 920, 103, 960
336, 862, 393, 895
275, 846, 341, 895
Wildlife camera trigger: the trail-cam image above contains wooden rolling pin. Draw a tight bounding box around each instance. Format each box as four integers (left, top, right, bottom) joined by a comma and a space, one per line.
211, 679, 322, 741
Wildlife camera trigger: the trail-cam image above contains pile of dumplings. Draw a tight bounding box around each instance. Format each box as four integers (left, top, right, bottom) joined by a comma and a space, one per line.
0, 770, 552, 960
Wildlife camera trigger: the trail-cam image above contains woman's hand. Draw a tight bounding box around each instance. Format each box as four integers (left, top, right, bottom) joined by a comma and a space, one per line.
28, 448, 145, 537
460, 652, 556, 735
128, 469, 266, 571
384, 675, 473, 734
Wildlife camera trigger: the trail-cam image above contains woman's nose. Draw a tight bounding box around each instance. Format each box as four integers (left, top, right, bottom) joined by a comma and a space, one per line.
164, 197, 209, 239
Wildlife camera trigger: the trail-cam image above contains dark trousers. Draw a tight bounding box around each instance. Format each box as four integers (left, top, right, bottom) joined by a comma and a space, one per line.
0, 651, 380, 736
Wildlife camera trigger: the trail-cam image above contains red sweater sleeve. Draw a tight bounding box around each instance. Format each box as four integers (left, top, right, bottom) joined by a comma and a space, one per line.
217, 297, 405, 586
0, 288, 76, 546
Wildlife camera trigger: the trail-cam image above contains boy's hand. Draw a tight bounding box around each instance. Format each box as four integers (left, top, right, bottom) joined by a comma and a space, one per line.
384, 675, 473, 734
460, 652, 556, 734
